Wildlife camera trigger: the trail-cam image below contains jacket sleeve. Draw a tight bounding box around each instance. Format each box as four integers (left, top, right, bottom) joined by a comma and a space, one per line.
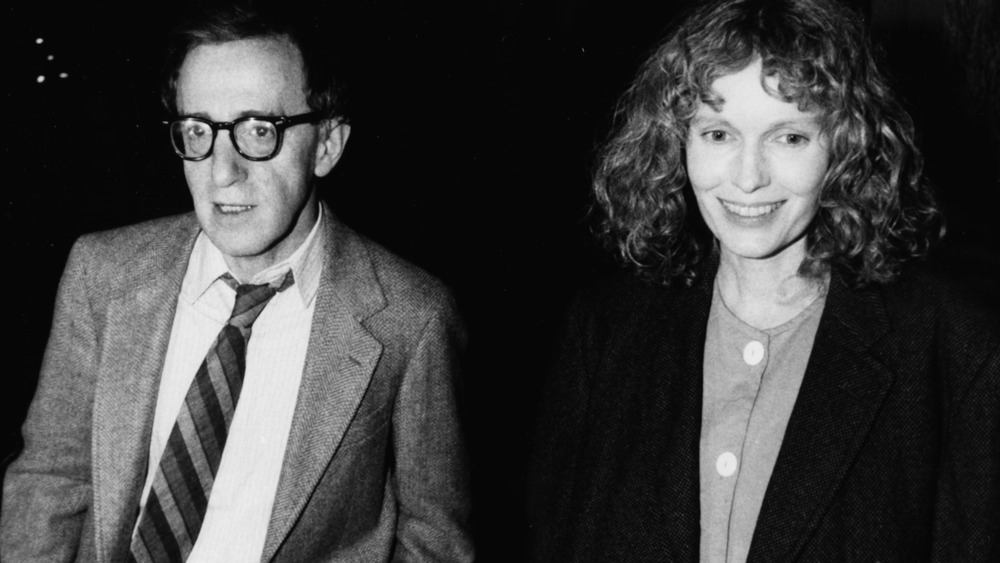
390, 297, 474, 562
1, 238, 100, 561
933, 340, 1000, 562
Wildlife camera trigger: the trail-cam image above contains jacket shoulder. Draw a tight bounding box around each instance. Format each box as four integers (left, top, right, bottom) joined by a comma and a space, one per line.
74, 213, 197, 269
67, 213, 197, 299
879, 268, 999, 342
360, 236, 455, 314
567, 271, 697, 341
875, 268, 1000, 400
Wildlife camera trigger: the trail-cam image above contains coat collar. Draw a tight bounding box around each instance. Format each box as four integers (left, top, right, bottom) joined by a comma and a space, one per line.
261, 203, 387, 561
748, 271, 894, 561
650, 256, 717, 561
574, 259, 718, 560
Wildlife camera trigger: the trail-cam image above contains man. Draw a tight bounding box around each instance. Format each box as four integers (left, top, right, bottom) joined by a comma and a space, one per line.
1, 4, 473, 562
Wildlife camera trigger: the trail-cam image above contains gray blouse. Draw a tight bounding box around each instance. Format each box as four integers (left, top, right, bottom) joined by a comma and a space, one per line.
699, 282, 826, 563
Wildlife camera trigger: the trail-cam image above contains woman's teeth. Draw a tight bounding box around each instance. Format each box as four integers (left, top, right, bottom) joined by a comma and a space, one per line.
721, 200, 783, 217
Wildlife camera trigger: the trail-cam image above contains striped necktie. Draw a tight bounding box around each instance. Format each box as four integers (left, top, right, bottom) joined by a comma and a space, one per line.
129, 271, 294, 562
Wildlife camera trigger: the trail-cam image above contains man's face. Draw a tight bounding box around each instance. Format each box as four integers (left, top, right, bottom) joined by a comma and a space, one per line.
176, 36, 346, 279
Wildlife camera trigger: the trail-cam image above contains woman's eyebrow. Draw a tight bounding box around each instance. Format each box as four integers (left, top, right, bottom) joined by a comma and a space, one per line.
689, 115, 730, 128
762, 117, 822, 131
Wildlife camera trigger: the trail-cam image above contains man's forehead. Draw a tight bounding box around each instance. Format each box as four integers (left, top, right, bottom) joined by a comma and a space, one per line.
176, 37, 309, 116
181, 36, 305, 80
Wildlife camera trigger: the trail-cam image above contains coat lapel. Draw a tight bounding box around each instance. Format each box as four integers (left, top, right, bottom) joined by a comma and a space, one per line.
261, 211, 386, 562
91, 215, 200, 562
587, 260, 715, 561
650, 269, 714, 561
748, 273, 895, 562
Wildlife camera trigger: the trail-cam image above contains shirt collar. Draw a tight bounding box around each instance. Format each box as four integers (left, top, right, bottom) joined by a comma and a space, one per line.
182, 205, 326, 308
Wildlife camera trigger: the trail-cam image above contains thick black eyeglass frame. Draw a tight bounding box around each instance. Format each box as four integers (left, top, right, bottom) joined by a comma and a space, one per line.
166, 111, 321, 162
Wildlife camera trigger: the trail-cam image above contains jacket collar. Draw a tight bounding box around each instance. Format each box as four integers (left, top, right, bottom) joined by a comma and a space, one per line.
748, 271, 893, 561
261, 203, 387, 561
653, 256, 717, 560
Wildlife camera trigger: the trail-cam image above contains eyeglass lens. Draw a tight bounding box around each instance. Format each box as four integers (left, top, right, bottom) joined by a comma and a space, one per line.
170, 118, 280, 159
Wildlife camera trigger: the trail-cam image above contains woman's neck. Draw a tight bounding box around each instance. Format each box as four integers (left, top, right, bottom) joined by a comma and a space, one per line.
715, 244, 828, 330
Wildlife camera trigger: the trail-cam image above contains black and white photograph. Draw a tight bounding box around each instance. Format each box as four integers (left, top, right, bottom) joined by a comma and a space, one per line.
3, 0, 998, 561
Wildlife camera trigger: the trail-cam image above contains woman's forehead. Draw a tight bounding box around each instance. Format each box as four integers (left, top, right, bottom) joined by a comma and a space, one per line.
696, 57, 830, 116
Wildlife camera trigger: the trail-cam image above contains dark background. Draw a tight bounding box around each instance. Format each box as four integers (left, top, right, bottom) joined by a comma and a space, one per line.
5, 0, 998, 560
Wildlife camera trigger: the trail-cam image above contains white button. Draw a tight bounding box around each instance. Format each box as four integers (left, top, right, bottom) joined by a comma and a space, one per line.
743, 341, 764, 365
716, 452, 738, 477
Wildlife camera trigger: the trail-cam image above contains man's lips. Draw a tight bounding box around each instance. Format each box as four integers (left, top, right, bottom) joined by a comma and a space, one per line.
215, 204, 255, 214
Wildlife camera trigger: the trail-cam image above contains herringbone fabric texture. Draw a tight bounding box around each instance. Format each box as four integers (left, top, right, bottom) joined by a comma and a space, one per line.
128, 272, 293, 563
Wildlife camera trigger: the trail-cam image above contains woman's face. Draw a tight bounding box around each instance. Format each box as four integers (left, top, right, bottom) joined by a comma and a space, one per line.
686, 59, 830, 265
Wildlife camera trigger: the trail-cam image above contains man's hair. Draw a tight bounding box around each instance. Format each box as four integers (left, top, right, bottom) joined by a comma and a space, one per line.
162, 1, 348, 122
593, 0, 942, 287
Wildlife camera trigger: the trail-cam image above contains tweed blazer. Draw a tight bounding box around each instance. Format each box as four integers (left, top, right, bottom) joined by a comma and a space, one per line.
530, 262, 999, 562
1, 204, 474, 562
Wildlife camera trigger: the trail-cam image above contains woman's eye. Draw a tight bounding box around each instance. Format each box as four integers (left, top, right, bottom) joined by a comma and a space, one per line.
780, 133, 808, 145
704, 130, 728, 142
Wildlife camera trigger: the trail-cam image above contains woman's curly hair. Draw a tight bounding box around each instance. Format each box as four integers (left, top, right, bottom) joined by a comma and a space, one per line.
593, 0, 943, 287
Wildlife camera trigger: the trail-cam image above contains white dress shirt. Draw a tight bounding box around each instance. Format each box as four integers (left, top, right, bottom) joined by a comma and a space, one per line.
135, 208, 326, 562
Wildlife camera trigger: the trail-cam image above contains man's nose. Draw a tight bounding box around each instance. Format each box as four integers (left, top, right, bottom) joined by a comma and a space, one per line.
210, 133, 248, 187
732, 143, 769, 193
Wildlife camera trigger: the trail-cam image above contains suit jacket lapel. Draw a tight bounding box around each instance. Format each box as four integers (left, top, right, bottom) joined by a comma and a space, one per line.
262, 209, 386, 562
91, 215, 200, 562
748, 273, 895, 562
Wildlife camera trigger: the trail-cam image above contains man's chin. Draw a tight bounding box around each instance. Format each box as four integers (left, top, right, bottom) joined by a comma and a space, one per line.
205, 230, 268, 260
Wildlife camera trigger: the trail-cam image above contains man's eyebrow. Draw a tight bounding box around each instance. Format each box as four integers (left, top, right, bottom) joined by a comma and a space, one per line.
178, 111, 212, 120
177, 110, 283, 120
235, 109, 282, 119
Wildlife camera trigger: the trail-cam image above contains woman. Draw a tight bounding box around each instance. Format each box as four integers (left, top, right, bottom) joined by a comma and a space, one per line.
529, 0, 999, 561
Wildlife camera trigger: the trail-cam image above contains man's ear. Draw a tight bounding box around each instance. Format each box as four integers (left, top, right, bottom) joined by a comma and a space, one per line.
314, 119, 351, 177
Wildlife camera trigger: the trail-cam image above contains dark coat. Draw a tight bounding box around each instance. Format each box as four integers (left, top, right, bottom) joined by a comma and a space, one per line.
530, 262, 999, 562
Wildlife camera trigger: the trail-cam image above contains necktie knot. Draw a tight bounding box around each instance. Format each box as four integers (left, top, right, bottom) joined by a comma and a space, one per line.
226, 271, 295, 331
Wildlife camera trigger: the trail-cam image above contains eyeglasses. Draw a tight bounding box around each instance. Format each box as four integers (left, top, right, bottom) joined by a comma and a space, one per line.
166, 112, 321, 161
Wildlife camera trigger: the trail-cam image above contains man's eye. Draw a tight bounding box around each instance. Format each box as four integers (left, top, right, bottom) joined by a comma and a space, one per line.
186, 125, 208, 138
251, 125, 274, 139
